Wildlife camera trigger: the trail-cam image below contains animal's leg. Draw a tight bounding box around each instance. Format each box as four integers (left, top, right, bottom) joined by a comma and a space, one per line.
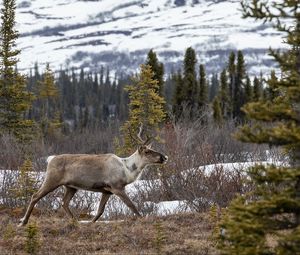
112, 189, 141, 217
91, 193, 111, 223
62, 186, 77, 219
19, 181, 60, 226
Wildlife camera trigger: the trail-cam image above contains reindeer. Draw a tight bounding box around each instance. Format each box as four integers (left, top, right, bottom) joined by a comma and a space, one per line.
18, 125, 168, 226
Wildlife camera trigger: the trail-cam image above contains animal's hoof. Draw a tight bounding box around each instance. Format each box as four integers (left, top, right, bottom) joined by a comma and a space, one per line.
18, 218, 26, 227
18, 222, 25, 227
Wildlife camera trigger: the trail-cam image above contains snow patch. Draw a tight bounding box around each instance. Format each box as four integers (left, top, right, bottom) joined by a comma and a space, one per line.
12, 0, 286, 74
0, 158, 287, 216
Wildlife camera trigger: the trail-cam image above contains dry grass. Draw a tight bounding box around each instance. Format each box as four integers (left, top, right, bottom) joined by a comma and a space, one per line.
0, 207, 219, 255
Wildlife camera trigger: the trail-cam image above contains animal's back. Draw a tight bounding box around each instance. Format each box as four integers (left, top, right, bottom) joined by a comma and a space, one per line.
45, 153, 125, 189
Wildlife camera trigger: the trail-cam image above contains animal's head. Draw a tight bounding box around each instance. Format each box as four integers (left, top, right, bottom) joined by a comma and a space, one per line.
138, 144, 168, 165
134, 124, 168, 165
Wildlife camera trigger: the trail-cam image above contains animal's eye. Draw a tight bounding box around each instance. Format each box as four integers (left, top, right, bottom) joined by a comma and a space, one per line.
145, 150, 151, 154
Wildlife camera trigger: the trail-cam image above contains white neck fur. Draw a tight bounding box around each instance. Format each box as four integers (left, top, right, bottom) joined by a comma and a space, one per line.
122, 150, 147, 182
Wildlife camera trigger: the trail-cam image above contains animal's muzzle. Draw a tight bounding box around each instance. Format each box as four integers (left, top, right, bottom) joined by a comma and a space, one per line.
159, 155, 168, 164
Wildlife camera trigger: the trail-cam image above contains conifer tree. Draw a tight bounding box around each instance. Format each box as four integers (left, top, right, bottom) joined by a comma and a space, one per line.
265, 70, 280, 101
39, 64, 59, 112
182, 47, 197, 110
146, 49, 164, 97
209, 73, 219, 102
227, 52, 236, 117
218, 1, 300, 254
218, 69, 230, 119
38, 64, 61, 137
92, 72, 99, 95
100, 66, 104, 86
82, 106, 89, 129
244, 76, 253, 103
234, 50, 246, 119
172, 70, 184, 119
172, 47, 197, 119
116, 79, 129, 121
212, 97, 223, 125
11, 158, 36, 206
119, 64, 166, 155
164, 73, 175, 106
105, 67, 110, 86
253, 76, 262, 101
33, 62, 40, 81
198, 64, 208, 109
0, 0, 35, 142
25, 222, 40, 255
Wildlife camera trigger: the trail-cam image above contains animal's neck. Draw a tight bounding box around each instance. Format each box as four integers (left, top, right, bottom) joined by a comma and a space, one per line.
123, 150, 147, 180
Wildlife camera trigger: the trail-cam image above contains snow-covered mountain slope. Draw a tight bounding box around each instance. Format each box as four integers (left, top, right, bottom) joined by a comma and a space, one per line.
15, 0, 285, 75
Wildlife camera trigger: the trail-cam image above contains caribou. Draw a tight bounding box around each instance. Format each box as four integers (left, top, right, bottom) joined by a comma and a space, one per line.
18, 125, 168, 226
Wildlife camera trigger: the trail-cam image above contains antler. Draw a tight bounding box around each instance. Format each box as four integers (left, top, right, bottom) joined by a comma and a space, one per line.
136, 123, 152, 145
128, 123, 146, 145
137, 123, 144, 144
129, 128, 140, 145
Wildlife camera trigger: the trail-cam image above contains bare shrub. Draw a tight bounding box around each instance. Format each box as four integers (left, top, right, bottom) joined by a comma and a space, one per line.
0, 170, 19, 207
92, 112, 285, 216
0, 115, 285, 219
47, 123, 120, 155
0, 123, 121, 210
139, 110, 284, 212
0, 134, 24, 170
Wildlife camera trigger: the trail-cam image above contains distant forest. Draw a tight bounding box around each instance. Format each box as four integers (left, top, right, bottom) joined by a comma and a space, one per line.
26, 47, 273, 134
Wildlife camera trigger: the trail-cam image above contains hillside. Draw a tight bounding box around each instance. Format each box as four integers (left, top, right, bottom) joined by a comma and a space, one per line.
15, 0, 285, 75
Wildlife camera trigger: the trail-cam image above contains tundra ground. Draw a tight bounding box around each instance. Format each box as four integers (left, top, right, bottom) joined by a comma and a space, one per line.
0, 207, 219, 255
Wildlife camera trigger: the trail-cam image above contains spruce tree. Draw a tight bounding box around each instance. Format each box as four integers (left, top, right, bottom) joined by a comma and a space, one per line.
146, 49, 164, 97
212, 97, 223, 125
100, 65, 104, 86
209, 73, 219, 102
172, 48, 197, 118
218, 1, 300, 254
81, 106, 89, 129
265, 70, 280, 101
234, 50, 246, 120
38, 64, 61, 138
39, 64, 59, 112
119, 64, 166, 155
92, 72, 99, 95
11, 158, 36, 206
227, 51, 236, 118
33, 62, 40, 81
244, 76, 253, 104
172, 70, 184, 119
164, 73, 175, 107
218, 69, 230, 119
198, 64, 208, 109
0, 0, 35, 142
25, 222, 40, 254
253, 76, 262, 101
182, 47, 197, 110
116, 79, 128, 121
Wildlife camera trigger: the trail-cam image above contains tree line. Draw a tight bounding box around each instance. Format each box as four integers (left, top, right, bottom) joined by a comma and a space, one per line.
0, 1, 276, 143
16, 48, 276, 138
